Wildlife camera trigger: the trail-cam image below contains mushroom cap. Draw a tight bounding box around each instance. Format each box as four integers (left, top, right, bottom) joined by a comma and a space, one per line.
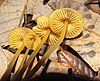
23, 31, 41, 50
33, 27, 59, 46
50, 8, 84, 38
37, 16, 50, 29
32, 27, 47, 38
48, 32, 59, 45
8, 28, 33, 49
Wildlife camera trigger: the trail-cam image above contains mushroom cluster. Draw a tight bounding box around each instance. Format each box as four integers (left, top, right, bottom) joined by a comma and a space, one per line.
33, 16, 60, 46
1, 8, 84, 81
8, 8, 83, 54
8, 28, 41, 50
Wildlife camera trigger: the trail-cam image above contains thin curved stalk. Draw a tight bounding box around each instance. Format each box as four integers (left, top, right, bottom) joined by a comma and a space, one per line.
18, 0, 28, 27
25, 58, 35, 76
84, 27, 100, 37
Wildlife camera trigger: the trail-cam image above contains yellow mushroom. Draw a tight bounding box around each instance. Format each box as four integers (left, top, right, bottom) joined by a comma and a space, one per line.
12, 8, 84, 81
8, 28, 33, 49
23, 31, 41, 50
10, 28, 41, 81
50, 8, 84, 38
33, 16, 59, 46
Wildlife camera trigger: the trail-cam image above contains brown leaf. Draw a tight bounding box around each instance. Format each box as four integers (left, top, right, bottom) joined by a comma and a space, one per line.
57, 50, 97, 78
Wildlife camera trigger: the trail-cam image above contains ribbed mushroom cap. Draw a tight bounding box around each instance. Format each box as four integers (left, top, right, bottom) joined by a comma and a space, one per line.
50, 8, 84, 38
33, 16, 59, 46
23, 31, 41, 50
33, 26, 59, 46
37, 16, 50, 29
8, 28, 33, 49
33, 27, 47, 38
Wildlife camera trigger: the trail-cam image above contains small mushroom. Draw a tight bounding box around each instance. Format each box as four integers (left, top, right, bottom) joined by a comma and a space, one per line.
10, 28, 41, 81
50, 8, 84, 38
8, 28, 33, 49
23, 31, 41, 50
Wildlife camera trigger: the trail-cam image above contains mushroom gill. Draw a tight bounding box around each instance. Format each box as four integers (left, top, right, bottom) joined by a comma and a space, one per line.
23, 31, 41, 50
8, 28, 33, 49
50, 8, 84, 38
33, 16, 59, 46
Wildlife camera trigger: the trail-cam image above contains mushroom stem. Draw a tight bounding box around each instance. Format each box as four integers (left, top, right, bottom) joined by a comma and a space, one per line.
0, 43, 25, 81
11, 49, 30, 81
12, 29, 50, 81
21, 21, 68, 81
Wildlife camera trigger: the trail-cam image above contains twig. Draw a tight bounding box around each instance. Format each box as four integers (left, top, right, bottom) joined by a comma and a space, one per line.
18, 0, 28, 27
84, 27, 100, 37
24, 0, 28, 27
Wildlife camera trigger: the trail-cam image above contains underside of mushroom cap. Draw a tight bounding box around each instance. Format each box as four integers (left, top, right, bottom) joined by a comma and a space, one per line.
50, 8, 84, 38
48, 32, 59, 46
32, 27, 47, 38
8, 28, 33, 49
23, 31, 41, 50
33, 26, 59, 46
